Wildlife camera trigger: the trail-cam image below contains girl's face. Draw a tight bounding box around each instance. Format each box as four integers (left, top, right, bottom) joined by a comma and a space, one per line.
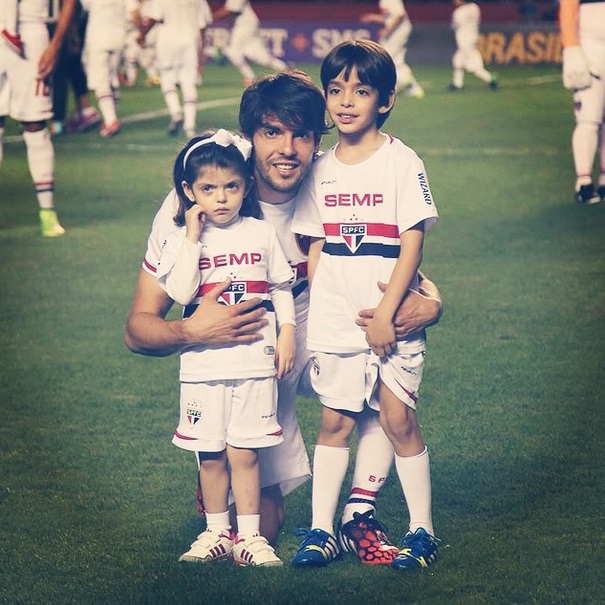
182, 164, 249, 226
325, 66, 393, 138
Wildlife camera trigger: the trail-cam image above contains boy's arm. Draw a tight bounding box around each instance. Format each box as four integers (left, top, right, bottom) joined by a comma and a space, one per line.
364, 226, 424, 357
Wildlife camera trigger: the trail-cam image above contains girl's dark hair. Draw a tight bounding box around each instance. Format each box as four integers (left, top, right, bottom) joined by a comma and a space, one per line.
239, 70, 328, 144
320, 39, 397, 128
172, 130, 260, 226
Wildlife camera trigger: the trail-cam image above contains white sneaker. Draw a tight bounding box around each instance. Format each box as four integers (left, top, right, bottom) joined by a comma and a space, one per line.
178, 528, 233, 563
232, 534, 283, 567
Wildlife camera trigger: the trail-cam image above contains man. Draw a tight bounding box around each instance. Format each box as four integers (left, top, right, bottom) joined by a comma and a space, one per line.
211, 0, 287, 87
0, 0, 78, 237
360, 0, 424, 98
559, 0, 605, 204
447, 0, 498, 92
124, 71, 443, 563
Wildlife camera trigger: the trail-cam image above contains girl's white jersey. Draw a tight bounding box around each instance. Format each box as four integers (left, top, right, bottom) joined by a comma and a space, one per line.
153, 215, 294, 382
291, 134, 438, 355
452, 2, 481, 48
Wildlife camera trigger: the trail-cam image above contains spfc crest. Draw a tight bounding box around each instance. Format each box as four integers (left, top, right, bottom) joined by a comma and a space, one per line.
340, 223, 367, 253
186, 407, 202, 425
218, 281, 247, 305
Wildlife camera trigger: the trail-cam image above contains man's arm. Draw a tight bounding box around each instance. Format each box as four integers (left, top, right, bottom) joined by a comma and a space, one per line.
124, 269, 268, 357
356, 272, 443, 340
38, 0, 78, 79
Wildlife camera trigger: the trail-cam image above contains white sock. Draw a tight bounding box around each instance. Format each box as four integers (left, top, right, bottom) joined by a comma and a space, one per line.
236, 514, 260, 539
163, 90, 182, 121
341, 414, 394, 524
311, 444, 349, 536
97, 93, 118, 125
22, 128, 54, 209
205, 511, 231, 534
395, 447, 434, 536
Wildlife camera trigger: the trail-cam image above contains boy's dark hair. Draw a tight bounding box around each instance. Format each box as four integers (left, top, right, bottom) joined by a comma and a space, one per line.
320, 39, 397, 128
172, 130, 260, 226
239, 70, 328, 144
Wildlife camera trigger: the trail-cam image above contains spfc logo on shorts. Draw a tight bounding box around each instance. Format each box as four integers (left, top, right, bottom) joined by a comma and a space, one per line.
186, 408, 202, 425
218, 281, 246, 305
340, 224, 367, 253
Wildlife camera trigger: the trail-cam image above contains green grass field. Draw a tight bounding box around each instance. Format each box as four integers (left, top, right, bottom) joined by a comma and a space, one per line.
1, 63, 604, 605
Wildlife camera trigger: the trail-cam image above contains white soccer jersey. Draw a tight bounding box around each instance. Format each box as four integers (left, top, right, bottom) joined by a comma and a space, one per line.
291, 134, 439, 355
146, 0, 209, 45
379, 0, 407, 31
155, 216, 294, 382
452, 2, 481, 48
81, 0, 132, 51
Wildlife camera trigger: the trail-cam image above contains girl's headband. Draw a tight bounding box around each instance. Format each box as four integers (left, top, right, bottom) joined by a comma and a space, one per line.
182, 129, 253, 168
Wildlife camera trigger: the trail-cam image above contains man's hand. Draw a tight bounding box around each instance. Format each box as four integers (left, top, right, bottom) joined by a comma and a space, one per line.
181, 279, 268, 346
125, 271, 268, 356
356, 275, 443, 340
562, 46, 592, 91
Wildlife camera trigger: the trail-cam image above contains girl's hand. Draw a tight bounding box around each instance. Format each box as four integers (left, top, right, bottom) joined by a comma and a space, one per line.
365, 313, 396, 358
184, 205, 206, 243
275, 324, 295, 379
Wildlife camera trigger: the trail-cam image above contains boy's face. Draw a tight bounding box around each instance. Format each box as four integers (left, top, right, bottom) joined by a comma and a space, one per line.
251, 115, 318, 204
324, 67, 393, 138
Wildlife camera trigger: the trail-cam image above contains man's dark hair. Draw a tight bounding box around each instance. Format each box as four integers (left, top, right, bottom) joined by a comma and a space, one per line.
239, 70, 328, 144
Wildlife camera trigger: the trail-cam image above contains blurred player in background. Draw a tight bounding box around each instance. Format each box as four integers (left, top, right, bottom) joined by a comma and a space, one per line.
81, 0, 132, 137
559, 0, 605, 204
212, 0, 287, 87
360, 0, 424, 98
49, 1, 102, 135
447, 0, 498, 92
138, 0, 212, 138
0, 0, 78, 237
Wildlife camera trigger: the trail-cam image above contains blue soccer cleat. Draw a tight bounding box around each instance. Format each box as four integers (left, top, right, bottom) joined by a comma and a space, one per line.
291, 528, 341, 567
391, 527, 440, 570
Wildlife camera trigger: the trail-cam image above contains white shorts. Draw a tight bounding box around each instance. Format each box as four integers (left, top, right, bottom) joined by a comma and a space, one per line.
0, 22, 53, 122
173, 378, 283, 452
310, 348, 425, 413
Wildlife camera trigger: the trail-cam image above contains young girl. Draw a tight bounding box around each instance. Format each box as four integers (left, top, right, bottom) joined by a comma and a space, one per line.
291, 40, 440, 570
155, 129, 296, 567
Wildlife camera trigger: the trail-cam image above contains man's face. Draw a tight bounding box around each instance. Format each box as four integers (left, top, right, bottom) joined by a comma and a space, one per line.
251, 116, 318, 204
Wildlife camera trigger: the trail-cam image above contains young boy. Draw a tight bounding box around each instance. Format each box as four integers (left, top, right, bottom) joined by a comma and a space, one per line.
291, 39, 440, 570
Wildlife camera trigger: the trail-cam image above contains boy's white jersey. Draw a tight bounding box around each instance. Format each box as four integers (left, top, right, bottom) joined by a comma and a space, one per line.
452, 2, 481, 48
153, 215, 294, 382
291, 134, 438, 355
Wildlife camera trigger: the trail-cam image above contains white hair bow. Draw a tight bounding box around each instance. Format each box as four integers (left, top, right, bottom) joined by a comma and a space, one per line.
183, 129, 253, 168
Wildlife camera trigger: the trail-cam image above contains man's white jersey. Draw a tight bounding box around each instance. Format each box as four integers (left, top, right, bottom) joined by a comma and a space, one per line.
292, 134, 438, 355
452, 2, 481, 48
146, 0, 211, 46
259, 199, 310, 325
379, 0, 408, 32
81, 0, 132, 51
225, 0, 258, 24
155, 216, 294, 382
